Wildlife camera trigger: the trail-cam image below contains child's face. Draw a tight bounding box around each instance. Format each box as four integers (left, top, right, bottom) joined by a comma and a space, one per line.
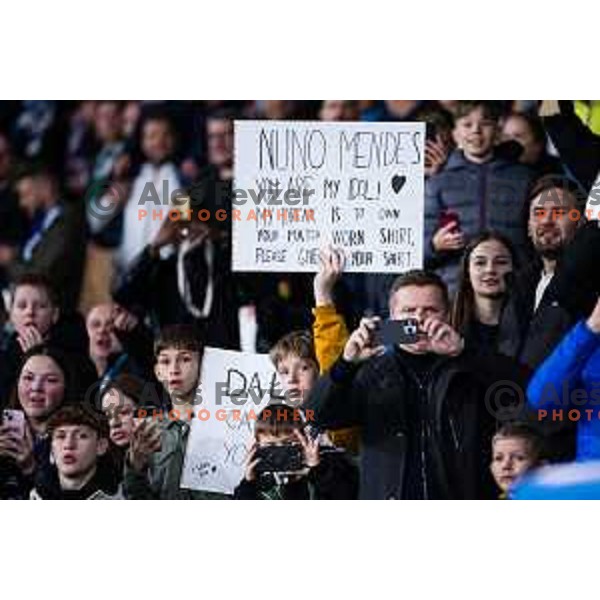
18, 355, 65, 421
502, 115, 543, 165
51, 425, 107, 479
155, 348, 200, 400
142, 119, 174, 165
491, 437, 536, 493
101, 389, 136, 447
276, 354, 318, 405
453, 106, 497, 161
10, 285, 58, 336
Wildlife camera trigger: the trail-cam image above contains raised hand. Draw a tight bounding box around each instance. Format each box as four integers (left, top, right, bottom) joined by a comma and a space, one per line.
432, 221, 466, 253
314, 246, 345, 307
0, 424, 35, 476
293, 429, 320, 468
587, 297, 600, 334
342, 316, 385, 363
127, 418, 162, 472
112, 305, 139, 333
244, 442, 260, 482
16, 325, 44, 353
150, 218, 182, 253
424, 136, 449, 176
421, 317, 464, 357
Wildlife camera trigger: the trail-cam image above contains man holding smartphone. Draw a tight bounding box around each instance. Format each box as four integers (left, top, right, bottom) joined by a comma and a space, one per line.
306, 270, 527, 500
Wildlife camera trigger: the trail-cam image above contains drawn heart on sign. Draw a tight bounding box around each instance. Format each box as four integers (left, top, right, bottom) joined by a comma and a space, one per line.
391, 175, 407, 194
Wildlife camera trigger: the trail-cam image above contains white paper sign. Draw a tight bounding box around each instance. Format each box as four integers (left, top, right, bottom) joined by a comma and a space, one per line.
232, 120, 425, 272
180, 348, 285, 495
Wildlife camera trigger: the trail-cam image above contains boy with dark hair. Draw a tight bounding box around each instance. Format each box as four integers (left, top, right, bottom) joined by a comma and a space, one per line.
425, 100, 535, 293
153, 324, 203, 410
154, 322, 203, 356
234, 404, 358, 500
490, 423, 542, 498
123, 324, 224, 499
31, 405, 120, 500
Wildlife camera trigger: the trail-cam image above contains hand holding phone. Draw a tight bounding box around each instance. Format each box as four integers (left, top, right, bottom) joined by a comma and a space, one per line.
375, 319, 423, 346
0, 410, 34, 475
175, 194, 192, 221
254, 443, 304, 476
1, 410, 26, 439
342, 316, 386, 363
433, 210, 465, 253
438, 209, 461, 233
128, 416, 162, 472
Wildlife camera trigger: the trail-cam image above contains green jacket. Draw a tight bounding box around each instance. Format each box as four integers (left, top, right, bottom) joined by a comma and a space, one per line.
123, 419, 229, 500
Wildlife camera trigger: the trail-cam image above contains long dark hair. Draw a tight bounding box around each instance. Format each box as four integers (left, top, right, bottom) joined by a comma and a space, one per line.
10, 344, 98, 411
451, 231, 517, 335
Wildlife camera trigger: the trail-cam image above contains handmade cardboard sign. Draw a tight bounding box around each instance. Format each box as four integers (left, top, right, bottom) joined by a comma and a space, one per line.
232, 120, 425, 272
180, 348, 286, 495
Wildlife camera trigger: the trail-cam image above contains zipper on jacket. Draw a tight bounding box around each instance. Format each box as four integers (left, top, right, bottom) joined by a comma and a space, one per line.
478, 163, 489, 231
404, 365, 430, 500
398, 354, 456, 500
417, 378, 429, 500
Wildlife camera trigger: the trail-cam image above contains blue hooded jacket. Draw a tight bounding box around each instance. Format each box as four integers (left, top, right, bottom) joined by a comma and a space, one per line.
527, 320, 600, 461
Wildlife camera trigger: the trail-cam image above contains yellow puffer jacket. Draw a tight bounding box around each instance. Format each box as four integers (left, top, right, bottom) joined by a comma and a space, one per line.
312, 305, 360, 454
575, 101, 600, 135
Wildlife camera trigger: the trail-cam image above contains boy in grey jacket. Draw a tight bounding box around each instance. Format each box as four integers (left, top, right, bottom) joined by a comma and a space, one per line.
123, 325, 226, 499
425, 101, 535, 293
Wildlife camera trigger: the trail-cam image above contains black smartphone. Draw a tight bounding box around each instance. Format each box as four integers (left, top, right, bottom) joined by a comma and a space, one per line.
255, 444, 304, 476
377, 318, 421, 346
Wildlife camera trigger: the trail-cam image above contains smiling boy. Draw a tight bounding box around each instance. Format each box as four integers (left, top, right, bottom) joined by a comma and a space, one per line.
424, 101, 535, 292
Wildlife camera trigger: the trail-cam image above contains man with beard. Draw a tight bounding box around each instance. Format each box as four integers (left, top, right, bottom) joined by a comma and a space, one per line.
499, 175, 586, 462
499, 175, 583, 369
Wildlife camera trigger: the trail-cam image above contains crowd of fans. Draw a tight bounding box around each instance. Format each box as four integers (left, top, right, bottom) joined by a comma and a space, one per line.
1, 99, 600, 499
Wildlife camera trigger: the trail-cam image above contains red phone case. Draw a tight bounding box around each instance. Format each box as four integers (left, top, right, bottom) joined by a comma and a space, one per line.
439, 210, 461, 232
